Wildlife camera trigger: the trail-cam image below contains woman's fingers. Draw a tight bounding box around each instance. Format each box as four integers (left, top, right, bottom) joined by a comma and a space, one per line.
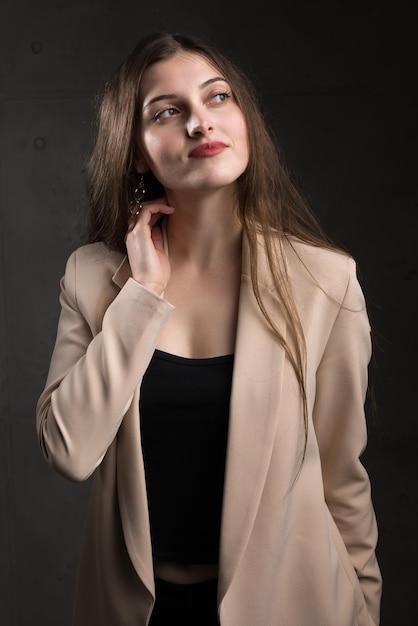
125, 199, 175, 295
130, 199, 174, 226
126, 199, 174, 234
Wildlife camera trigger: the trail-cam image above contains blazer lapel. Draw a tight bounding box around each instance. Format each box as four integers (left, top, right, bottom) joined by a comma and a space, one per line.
112, 255, 156, 593
218, 236, 287, 600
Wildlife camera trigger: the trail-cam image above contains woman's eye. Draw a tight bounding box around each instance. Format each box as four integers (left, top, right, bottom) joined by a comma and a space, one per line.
211, 91, 231, 104
153, 106, 178, 121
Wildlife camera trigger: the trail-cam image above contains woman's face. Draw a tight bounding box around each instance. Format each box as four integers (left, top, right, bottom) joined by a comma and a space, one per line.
136, 52, 249, 194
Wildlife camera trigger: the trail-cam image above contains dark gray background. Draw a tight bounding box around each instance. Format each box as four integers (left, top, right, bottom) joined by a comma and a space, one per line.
1, 1, 416, 624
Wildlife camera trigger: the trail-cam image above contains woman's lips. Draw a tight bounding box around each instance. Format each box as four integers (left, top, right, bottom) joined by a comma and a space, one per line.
188, 142, 228, 158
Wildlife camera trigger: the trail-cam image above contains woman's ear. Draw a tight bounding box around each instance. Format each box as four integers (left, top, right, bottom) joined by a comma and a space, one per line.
134, 152, 149, 174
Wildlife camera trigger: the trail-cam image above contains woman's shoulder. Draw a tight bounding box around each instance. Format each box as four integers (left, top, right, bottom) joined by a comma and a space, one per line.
251, 232, 355, 289
284, 236, 353, 275
68, 241, 124, 265
63, 242, 126, 288
282, 236, 364, 307
65, 242, 125, 273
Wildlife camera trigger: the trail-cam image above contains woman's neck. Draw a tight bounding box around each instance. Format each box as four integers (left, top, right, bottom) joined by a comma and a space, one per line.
164, 191, 242, 271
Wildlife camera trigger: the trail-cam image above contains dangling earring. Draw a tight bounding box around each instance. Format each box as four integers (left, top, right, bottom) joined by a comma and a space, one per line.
129, 174, 146, 218
134, 175, 146, 204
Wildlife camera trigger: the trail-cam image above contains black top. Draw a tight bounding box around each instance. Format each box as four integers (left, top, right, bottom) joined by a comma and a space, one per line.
139, 349, 234, 563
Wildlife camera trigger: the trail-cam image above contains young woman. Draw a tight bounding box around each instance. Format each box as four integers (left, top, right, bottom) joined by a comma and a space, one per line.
36, 32, 382, 626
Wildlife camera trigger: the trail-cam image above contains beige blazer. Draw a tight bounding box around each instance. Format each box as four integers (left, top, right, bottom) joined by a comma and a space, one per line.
36, 234, 382, 626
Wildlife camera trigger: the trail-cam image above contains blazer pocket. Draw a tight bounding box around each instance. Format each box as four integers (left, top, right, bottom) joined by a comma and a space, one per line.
327, 511, 372, 626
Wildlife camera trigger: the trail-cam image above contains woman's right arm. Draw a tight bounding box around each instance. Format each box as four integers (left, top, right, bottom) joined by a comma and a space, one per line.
36, 248, 174, 482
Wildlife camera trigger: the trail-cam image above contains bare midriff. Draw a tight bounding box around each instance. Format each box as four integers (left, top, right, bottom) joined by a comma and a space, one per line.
154, 561, 219, 583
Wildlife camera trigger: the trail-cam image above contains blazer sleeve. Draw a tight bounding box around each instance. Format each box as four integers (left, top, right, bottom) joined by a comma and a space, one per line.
36, 248, 174, 482
312, 257, 382, 625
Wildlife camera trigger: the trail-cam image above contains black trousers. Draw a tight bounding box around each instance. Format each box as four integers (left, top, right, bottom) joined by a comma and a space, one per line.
149, 577, 220, 625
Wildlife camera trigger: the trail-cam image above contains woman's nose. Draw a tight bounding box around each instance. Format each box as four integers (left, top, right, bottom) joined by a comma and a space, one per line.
186, 111, 213, 137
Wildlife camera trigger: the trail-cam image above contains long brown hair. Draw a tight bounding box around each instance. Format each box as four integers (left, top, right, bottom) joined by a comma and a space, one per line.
86, 32, 345, 475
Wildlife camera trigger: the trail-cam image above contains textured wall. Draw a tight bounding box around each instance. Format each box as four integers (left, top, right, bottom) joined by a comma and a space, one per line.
0, 1, 416, 624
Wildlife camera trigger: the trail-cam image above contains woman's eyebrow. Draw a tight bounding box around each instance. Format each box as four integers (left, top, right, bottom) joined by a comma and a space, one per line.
142, 76, 227, 111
